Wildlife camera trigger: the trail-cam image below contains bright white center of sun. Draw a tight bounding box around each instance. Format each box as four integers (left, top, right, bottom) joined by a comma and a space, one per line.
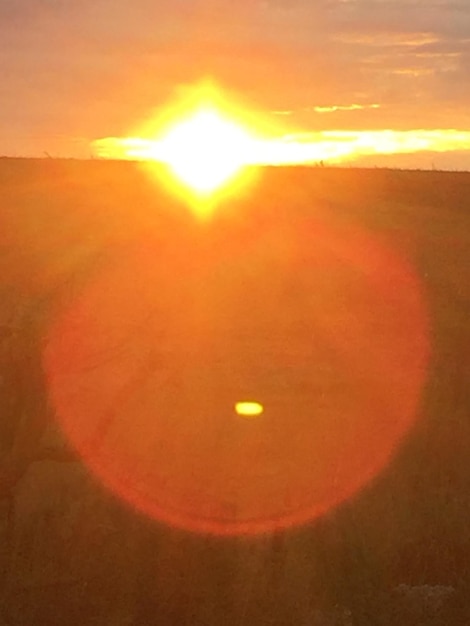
154, 109, 254, 194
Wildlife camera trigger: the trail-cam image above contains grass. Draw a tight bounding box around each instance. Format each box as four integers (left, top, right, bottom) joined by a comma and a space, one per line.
1, 158, 470, 624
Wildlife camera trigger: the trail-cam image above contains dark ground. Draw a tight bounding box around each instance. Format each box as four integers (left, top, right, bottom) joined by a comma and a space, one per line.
1, 159, 470, 625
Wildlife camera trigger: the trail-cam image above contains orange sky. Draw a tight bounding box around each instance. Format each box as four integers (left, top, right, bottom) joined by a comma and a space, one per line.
2, 0, 470, 169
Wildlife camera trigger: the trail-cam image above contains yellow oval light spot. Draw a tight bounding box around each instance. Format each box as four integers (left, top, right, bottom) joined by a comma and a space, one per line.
235, 401, 264, 418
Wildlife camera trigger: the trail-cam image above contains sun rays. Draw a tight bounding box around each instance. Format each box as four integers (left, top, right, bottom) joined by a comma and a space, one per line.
92, 81, 470, 212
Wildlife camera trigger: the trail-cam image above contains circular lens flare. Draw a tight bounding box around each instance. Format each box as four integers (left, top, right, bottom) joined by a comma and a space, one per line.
44, 213, 429, 536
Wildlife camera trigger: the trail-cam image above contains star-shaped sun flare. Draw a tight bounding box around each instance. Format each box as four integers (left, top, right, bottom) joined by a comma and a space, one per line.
151, 107, 256, 195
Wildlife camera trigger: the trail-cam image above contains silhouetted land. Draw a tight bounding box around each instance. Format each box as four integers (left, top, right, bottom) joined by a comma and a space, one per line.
1, 158, 470, 625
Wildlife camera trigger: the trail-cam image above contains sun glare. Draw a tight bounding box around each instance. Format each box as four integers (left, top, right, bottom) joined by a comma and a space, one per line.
92, 80, 470, 210
151, 107, 255, 195
99, 81, 276, 209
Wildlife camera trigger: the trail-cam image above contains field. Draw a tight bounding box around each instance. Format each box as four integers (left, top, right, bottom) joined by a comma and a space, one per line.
1, 158, 470, 625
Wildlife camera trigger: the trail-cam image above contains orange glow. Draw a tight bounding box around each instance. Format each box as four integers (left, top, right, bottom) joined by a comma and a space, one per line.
44, 211, 430, 536
93, 80, 281, 216
93, 82, 470, 182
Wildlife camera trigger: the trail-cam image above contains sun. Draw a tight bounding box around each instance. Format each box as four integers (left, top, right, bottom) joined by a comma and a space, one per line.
94, 80, 280, 212
94, 80, 364, 211
152, 107, 256, 196
94, 80, 470, 197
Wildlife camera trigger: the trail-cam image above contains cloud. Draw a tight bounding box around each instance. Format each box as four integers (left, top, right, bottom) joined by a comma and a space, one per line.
1, 0, 470, 162
93, 128, 470, 168
333, 31, 440, 46
313, 103, 381, 113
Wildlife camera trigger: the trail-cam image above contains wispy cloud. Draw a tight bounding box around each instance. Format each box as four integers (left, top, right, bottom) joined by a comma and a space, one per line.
313, 103, 381, 113
390, 68, 436, 76
334, 31, 440, 46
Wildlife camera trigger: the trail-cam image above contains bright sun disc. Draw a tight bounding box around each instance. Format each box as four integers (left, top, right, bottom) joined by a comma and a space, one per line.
152, 107, 256, 196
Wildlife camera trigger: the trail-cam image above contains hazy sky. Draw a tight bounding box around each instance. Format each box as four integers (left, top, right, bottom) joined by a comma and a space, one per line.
1, 0, 470, 166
